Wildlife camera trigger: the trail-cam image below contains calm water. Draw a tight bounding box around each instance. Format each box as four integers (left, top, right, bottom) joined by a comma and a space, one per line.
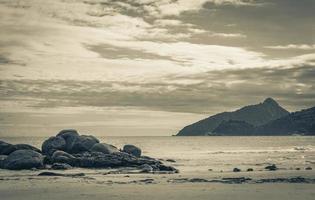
2, 136, 315, 172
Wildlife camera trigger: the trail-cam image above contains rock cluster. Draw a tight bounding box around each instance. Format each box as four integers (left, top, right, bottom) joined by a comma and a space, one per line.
0, 129, 178, 173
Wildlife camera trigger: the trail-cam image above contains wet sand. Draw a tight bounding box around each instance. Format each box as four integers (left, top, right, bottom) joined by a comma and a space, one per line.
1, 169, 314, 200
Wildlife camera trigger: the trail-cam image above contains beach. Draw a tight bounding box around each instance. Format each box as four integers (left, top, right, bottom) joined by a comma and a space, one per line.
1, 136, 314, 200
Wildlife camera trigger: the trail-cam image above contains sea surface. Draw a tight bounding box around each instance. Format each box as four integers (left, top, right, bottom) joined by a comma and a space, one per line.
1, 136, 315, 172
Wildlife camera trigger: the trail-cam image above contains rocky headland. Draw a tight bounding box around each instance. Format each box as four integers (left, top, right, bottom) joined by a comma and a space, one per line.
0, 129, 178, 173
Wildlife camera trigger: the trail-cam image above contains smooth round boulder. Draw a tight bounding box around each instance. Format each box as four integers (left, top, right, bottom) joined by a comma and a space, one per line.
3, 150, 44, 170
70, 135, 99, 153
123, 144, 142, 157
42, 136, 66, 156
90, 143, 119, 154
51, 150, 76, 166
1, 144, 41, 155
56, 129, 79, 138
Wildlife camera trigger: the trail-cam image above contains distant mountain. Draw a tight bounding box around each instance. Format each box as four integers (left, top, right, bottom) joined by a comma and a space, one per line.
255, 106, 315, 135
213, 120, 255, 136
176, 98, 289, 136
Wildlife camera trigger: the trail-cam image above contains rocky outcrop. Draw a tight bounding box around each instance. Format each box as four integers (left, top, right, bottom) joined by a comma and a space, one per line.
0, 129, 178, 173
3, 150, 44, 170
176, 98, 289, 136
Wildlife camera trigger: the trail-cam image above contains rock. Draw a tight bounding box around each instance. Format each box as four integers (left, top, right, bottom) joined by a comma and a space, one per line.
166, 159, 176, 163
296, 167, 301, 170
69, 135, 99, 153
265, 164, 278, 171
3, 150, 44, 170
42, 136, 66, 156
139, 164, 153, 173
0, 141, 13, 155
38, 171, 85, 177
247, 168, 254, 172
0, 155, 8, 168
123, 144, 141, 157
1, 143, 41, 155
306, 167, 312, 170
56, 130, 80, 152
90, 143, 119, 154
233, 168, 241, 172
51, 163, 72, 170
51, 150, 76, 166
158, 164, 179, 173
56, 129, 79, 138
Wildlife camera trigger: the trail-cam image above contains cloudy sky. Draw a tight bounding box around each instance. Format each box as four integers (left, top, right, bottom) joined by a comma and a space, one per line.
0, 0, 314, 136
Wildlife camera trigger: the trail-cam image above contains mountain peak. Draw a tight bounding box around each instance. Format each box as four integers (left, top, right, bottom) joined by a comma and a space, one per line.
263, 97, 279, 106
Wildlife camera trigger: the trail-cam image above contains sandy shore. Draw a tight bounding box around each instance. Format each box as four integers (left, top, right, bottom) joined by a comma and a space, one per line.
1, 169, 314, 200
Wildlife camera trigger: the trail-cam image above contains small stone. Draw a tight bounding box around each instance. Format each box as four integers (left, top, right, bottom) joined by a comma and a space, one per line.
166, 159, 176, 163
305, 167, 312, 170
296, 167, 301, 170
233, 168, 241, 172
247, 168, 254, 172
265, 164, 277, 171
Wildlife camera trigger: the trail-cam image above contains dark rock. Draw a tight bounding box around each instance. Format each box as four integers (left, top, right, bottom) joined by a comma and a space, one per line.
1, 143, 41, 155
42, 136, 66, 156
69, 135, 99, 153
296, 167, 301, 170
56, 129, 79, 138
0, 141, 13, 155
51, 150, 76, 166
38, 171, 85, 177
123, 144, 141, 157
51, 163, 72, 170
158, 164, 179, 173
166, 159, 176, 163
247, 168, 254, 172
233, 168, 241, 172
3, 150, 44, 170
305, 167, 312, 170
0, 155, 8, 168
90, 143, 119, 154
265, 164, 278, 171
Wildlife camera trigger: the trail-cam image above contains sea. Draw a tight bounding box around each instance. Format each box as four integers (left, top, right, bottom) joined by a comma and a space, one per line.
1, 136, 315, 172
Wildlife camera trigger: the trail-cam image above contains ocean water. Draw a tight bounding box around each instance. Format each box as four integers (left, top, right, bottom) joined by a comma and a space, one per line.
1, 136, 315, 172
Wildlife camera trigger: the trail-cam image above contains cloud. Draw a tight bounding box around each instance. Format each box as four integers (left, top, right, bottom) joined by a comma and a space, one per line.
265, 44, 315, 50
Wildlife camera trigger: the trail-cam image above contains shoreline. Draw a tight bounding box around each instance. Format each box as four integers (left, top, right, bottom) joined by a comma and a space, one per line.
1, 169, 314, 200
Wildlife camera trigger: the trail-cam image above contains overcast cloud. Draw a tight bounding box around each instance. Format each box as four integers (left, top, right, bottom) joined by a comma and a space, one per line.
0, 0, 314, 135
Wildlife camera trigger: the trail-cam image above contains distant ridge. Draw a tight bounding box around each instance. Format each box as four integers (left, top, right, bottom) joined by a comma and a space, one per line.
176, 98, 289, 136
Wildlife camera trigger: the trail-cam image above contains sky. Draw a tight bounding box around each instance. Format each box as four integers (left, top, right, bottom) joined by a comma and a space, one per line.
0, 0, 314, 136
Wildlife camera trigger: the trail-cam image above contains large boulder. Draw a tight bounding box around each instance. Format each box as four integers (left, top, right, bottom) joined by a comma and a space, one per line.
69, 135, 99, 153
57, 130, 80, 153
90, 143, 119, 154
123, 144, 142, 157
51, 150, 76, 166
1, 143, 41, 155
56, 129, 79, 138
42, 136, 66, 156
3, 150, 44, 170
